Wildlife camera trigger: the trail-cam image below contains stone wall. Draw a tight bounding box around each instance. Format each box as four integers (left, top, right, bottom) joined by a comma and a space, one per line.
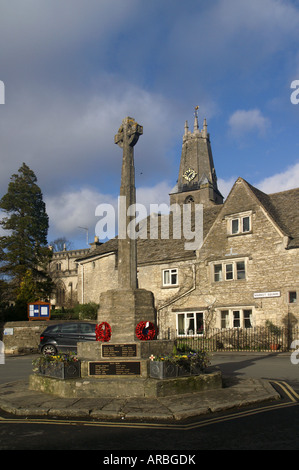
1, 321, 57, 355
77, 253, 118, 305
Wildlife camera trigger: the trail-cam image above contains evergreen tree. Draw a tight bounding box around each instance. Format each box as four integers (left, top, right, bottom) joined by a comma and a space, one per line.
0, 163, 53, 301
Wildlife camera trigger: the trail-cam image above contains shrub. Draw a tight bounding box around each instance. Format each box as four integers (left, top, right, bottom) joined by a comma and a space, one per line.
74, 302, 99, 320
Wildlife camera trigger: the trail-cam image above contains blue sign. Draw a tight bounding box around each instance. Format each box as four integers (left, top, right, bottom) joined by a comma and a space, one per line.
28, 302, 51, 320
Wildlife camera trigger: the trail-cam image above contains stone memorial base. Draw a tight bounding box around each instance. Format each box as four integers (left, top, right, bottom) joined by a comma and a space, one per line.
29, 369, 222, 399
29, 339, 222, 398
78, 339, 175, 381
97, 288, 156, 343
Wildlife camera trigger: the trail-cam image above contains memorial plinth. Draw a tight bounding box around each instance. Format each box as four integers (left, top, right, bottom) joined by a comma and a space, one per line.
97, 288, 156, 343
78, 338, 175, 381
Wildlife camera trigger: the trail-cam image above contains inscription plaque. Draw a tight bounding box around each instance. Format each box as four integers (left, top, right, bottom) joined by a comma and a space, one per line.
102, 343, 137, 358
89, 361, 141, 376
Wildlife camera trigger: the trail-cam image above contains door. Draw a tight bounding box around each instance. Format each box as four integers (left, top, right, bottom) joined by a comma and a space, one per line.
57, 323, 80, 351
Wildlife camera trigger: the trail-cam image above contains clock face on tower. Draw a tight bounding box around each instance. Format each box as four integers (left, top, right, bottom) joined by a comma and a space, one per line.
183, 168, 197, 182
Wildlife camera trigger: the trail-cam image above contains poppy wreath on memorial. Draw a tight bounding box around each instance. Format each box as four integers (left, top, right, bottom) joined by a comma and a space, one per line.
95, 322, 112, 342
135, 321, 156, 341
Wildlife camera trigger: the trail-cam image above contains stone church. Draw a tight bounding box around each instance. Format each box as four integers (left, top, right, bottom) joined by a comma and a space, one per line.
49, 112, 299, 338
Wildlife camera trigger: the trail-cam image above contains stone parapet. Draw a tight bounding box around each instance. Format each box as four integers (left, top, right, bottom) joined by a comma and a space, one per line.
29, 368, 222, 398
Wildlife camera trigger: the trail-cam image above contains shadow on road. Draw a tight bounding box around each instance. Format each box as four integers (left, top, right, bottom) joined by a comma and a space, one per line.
211, 352, 288, 386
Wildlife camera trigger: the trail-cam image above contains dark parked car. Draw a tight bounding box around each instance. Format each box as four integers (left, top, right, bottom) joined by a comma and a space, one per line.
39, 322, 97, 355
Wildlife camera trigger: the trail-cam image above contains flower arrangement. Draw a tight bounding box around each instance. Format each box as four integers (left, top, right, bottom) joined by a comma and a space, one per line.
32, 352, 81, 379
32, 352, 79, 370
149, 346, 210, 374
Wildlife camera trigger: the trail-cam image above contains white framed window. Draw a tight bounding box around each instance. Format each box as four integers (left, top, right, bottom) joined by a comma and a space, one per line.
177, 312, 204, 336
220, 308, 253, 329
226, 212, 252, 235
162, 268, 178, 286
212, 259, 246, 282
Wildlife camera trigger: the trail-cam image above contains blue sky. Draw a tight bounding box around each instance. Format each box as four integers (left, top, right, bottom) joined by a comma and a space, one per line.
0, 0, 298, 249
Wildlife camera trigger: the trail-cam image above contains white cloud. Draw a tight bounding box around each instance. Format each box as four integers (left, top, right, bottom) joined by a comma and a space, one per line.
46, 188, 114, 241
256, 161, 299, 194
228, 109, 270, 139
46, 180, 174, 245
0, 80, 180, 199
217, 161, 299, 199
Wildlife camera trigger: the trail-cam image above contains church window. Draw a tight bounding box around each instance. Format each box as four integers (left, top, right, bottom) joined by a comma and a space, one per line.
177, 312, 204, 336
162, 268, 178, 286
56, 263, 61, 271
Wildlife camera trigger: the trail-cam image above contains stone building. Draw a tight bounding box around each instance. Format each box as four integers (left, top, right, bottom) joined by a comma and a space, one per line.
48, 247, 89, 308
49, 112, 299, 337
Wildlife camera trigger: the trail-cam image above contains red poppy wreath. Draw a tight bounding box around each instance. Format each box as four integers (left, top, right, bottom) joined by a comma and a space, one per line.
135, 321, 155, 341
95, 322, 111, 342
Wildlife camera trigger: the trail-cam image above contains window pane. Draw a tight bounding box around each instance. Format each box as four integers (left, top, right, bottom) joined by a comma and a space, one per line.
178, 314, 185, 335
196, 312, 204, 334
171, 269, 178, 285
233, 311, 240, 327
214, 264, 222, 282
289, 292, 297, 303
244, 310, 252, 328
187, 317, 195, 335
60, 324, 78, 333
237, 261, 245, 279
242, 216, 250, 232
163, 270, 170, 285
232, 219, 239, 234
221, 310, 229, 329
225, 264, 233, 280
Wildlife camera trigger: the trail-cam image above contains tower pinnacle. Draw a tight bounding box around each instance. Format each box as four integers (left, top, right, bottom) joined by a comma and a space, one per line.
170, 110, 223, 207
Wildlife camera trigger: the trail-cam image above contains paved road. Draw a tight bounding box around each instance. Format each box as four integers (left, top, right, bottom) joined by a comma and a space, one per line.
210, 352, 299, 390
1, 352, 298, 386
1, 352, 299, 450
0, 354, 36, 384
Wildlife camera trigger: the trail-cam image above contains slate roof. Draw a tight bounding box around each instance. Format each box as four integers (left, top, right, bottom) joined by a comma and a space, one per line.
76, 205, 223, 265
245, 180, 299, 249
76, 180, 299, 265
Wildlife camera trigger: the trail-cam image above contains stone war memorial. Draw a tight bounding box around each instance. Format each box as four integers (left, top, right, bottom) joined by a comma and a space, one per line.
29, 117, 222, 400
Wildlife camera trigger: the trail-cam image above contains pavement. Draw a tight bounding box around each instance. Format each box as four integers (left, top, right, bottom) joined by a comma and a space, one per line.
0, 375, 281, 422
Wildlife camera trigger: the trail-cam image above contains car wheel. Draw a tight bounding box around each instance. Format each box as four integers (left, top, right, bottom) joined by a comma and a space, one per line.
41, 344, 57, 356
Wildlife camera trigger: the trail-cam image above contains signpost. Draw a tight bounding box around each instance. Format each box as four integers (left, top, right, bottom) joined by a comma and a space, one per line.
253, 291, 280, 299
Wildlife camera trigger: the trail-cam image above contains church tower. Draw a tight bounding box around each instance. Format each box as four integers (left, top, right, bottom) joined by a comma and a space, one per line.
170, 108, 223, 207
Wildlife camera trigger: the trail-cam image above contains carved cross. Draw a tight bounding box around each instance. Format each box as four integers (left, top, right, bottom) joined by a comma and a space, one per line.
115, 117, 143, 290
